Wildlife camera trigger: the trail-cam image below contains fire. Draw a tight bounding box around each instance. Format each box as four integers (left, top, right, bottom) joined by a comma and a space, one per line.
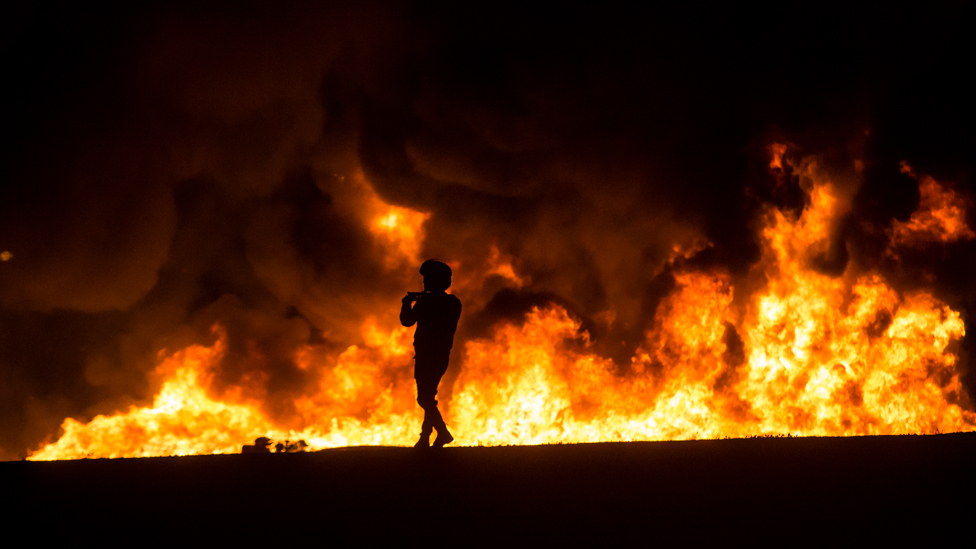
32, 323, 423, 460
769, 143, 788, 170
890, 162, 974, 247
364, 170, 431, 268
289, 319, 420, 448
28, 152, 975, 460
485, 244, 524, 288
30, 330, 279, 460
733, 155, 972, 436
452, 274, 736, 444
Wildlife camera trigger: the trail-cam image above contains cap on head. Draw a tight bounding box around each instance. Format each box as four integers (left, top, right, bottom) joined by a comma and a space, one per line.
420, 259, 452, 291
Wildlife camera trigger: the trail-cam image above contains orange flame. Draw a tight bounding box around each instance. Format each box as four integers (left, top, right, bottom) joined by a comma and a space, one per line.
769, 143, 788, 170
363, 170, 431, 268
30, 330, 278, 460
890, 162, 974, 247
28, 158, 975, 460
485, 244, 524, 288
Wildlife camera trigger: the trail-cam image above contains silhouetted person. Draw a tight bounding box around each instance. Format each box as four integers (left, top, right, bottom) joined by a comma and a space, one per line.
400, 259, 462, 448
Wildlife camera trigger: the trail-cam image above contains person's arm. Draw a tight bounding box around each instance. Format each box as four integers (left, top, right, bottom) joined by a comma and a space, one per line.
400, 294, 419, 327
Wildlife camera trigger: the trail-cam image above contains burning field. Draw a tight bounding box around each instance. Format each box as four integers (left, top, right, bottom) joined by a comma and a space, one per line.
2, 3, 974, 461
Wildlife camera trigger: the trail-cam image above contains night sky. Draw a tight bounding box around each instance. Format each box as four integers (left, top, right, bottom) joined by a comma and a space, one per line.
1, 1, 973, 459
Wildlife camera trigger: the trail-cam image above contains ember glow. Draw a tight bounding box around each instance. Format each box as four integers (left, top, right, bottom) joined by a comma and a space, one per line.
28, 149, 975, 460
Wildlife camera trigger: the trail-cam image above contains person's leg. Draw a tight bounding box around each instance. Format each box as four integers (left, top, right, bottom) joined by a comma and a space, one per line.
416, 354, 453, 447
432, 413, 453, 447
426, 374, 452, 448
415, 371, 441, 447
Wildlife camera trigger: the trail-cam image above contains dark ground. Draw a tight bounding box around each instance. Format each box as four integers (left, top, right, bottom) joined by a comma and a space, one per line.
7, 434, 975, 544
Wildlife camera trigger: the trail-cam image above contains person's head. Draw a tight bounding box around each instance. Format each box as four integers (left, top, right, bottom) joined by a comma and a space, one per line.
420, 259, 452, 292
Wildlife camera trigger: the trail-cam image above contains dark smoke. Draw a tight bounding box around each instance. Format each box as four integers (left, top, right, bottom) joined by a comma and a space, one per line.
1, 2, 972, 459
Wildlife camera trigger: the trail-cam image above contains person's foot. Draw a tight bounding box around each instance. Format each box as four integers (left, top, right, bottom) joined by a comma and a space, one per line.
432, 430, 454, 448
414, 432, 431, 448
